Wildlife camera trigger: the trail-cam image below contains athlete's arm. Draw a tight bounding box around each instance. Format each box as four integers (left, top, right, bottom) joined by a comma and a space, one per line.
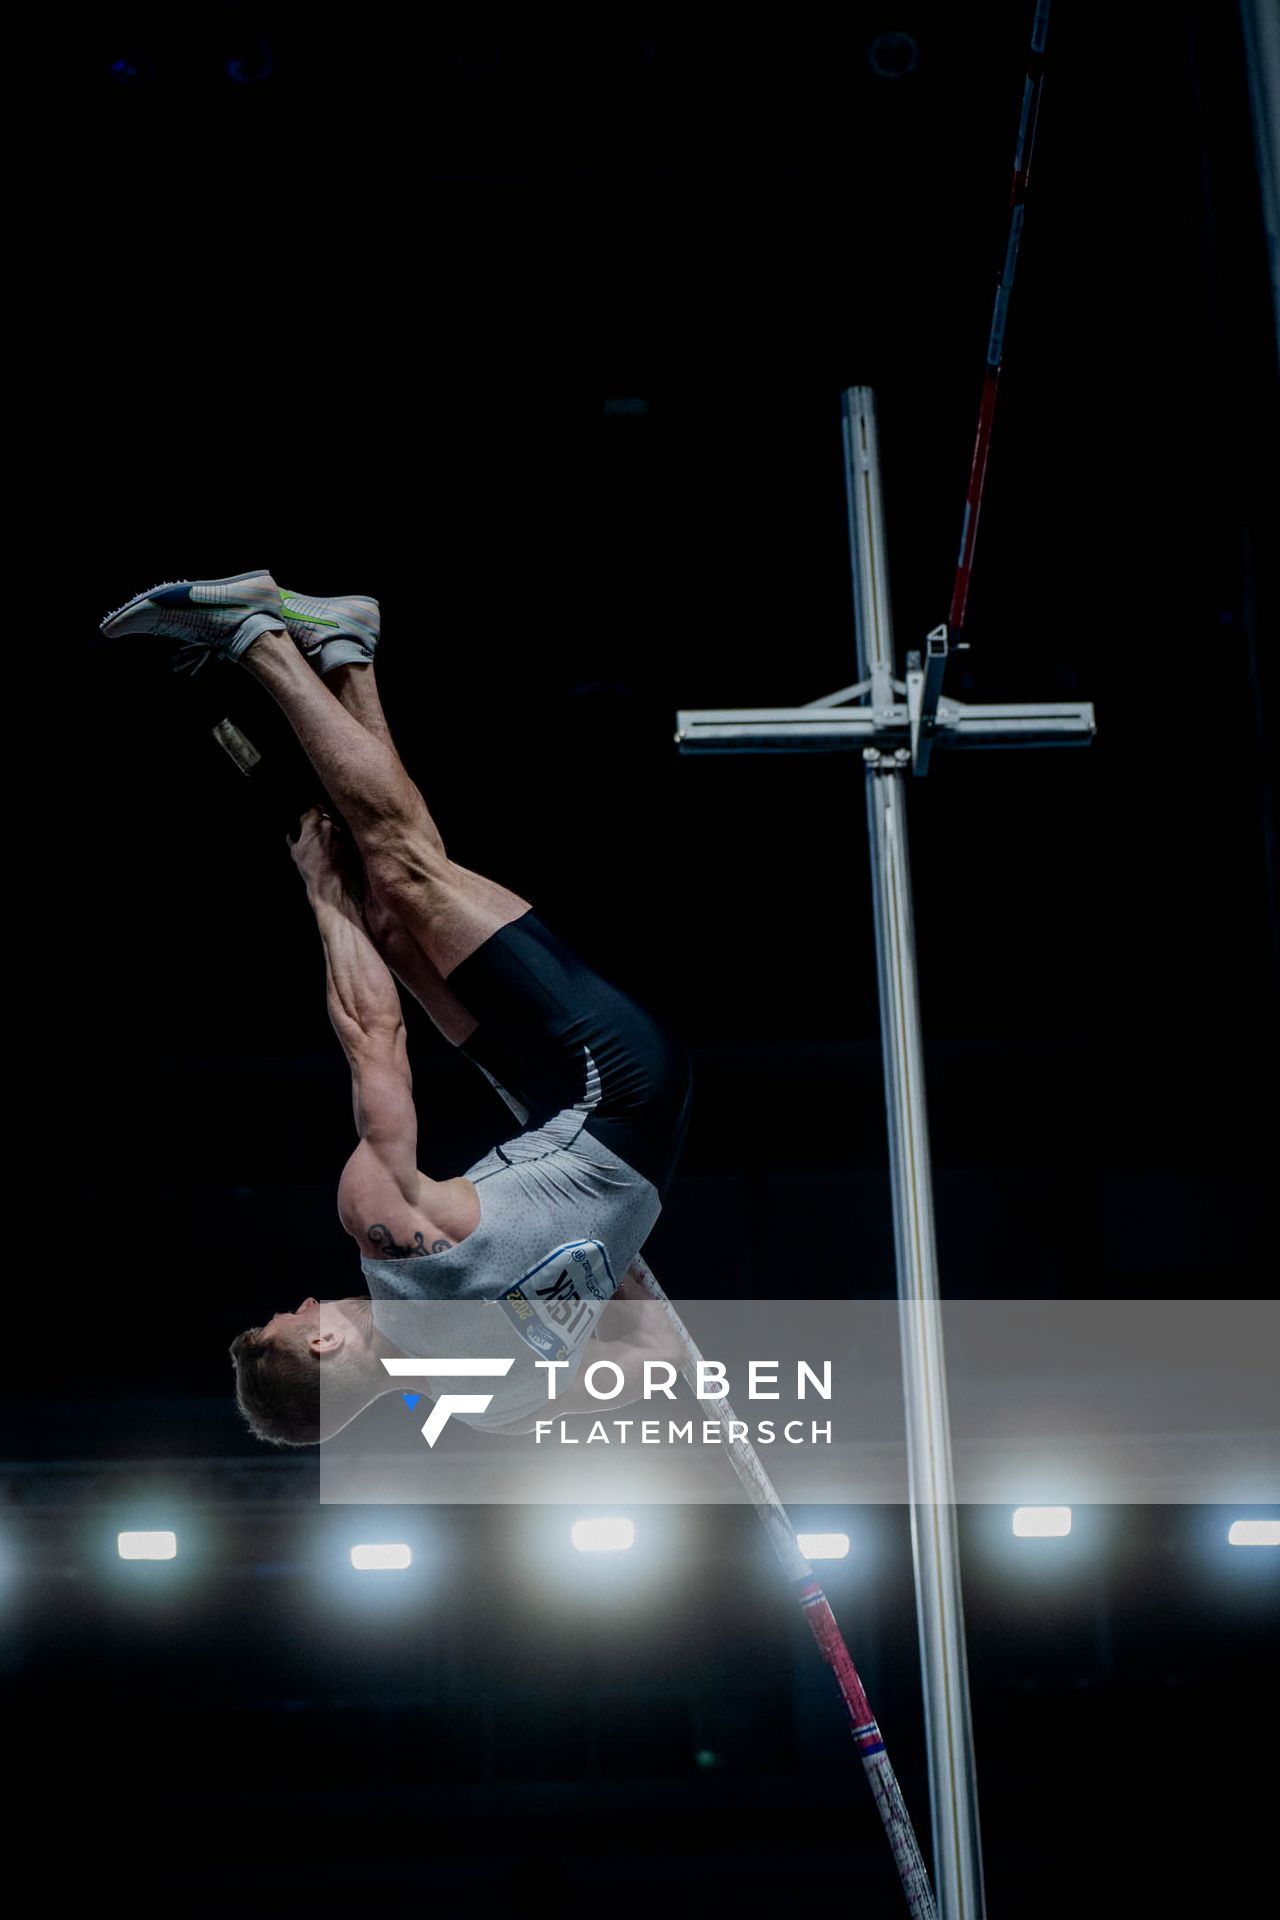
289, 809, 447, 1257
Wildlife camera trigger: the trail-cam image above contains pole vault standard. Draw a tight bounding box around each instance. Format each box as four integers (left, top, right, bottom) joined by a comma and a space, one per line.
671, 9, 1084, 1909
628, 1253, 938, 1920
674, 384, 1093, 1917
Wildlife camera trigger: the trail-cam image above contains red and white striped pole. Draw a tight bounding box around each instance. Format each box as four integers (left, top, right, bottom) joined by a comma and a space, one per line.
628, 1253, 937, 1919
949, 0, 1053, 641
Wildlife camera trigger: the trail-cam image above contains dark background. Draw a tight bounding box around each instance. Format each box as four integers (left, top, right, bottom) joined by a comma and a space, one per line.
13, 5, 1278, 1910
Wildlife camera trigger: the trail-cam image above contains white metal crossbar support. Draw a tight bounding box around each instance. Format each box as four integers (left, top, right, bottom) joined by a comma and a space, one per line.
672, 386, 1096, 1919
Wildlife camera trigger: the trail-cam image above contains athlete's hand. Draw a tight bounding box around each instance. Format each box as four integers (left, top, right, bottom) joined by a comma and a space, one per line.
287, 805, 347, 890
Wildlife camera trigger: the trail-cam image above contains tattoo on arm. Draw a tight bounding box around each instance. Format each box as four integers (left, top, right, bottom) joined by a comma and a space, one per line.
366, 1224, 454, 1258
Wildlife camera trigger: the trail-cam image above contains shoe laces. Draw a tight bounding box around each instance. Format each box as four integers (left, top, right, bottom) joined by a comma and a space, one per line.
171, 640, 214, 676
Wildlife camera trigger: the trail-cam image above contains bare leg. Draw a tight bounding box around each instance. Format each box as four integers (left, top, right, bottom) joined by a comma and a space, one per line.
321, 666, 485, 1046
327, 663, 525, 895
242, 632, 533, 980
325, 661, 398, 752
310, 807, 480, 1048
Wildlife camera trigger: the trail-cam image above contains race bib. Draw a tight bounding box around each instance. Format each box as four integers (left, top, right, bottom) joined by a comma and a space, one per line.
497, 1240, 617, 1363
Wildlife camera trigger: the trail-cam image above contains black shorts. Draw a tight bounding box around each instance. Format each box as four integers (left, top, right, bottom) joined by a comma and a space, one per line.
447, 910, 692, 1199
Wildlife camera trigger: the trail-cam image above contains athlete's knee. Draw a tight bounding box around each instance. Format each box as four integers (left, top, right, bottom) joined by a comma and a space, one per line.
362, 889, 407, 953
361, 817, 449, 902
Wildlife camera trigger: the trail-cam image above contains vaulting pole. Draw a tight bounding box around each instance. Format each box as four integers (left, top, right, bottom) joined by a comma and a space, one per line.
629, 1254, 938, 1919
949, 0, 1052, 640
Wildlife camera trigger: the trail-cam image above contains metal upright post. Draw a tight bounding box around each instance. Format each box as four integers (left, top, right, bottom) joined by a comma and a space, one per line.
667, 25, 1075, 1907
674, 393, 1096, 1920
843, 388, 986, 1918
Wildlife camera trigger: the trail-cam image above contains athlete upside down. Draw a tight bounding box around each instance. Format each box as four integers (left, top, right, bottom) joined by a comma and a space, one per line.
99, 572, 694, 1444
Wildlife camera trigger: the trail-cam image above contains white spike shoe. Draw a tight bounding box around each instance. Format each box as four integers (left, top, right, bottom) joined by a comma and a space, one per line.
278, 587, 380, 675
99, 569, 286, 673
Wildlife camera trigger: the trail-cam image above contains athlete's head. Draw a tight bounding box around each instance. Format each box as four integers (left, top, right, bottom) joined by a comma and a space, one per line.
229, 1297, 384, 1446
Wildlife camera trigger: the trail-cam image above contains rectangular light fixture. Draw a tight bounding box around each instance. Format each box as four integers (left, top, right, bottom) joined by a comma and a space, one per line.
1228, 1519, 1280, 1547
797, 1532, 851, 1559
1012, 1506, 1072, 1538
571, 1517, 635, 1553
350, 1544, 413, 1571
117, 1531, 177, 1561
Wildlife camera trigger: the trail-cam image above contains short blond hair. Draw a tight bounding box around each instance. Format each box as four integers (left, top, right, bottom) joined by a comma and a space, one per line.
228, 1326, 320, 1447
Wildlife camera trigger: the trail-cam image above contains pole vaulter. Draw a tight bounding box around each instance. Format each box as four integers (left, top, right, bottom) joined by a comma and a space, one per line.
192, 10, 1069, 1913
